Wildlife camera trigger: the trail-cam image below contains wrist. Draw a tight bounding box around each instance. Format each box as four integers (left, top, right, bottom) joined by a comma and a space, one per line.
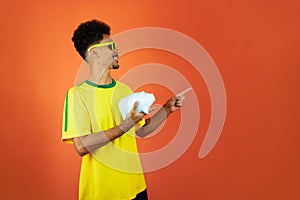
163, 104, 172, 116
118, 118, 135, 133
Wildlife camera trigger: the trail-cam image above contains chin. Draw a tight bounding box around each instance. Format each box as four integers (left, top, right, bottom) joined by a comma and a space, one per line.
112, 64, 119, 69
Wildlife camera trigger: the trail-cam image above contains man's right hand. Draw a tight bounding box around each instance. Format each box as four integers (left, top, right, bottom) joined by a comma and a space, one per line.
118, 101, 146, 133
126, 101, 145, 124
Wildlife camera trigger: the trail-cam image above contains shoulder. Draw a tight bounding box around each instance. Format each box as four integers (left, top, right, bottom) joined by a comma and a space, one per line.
116, 80, 129, 88
116, 81, 133, 94
64, 81, 87, 99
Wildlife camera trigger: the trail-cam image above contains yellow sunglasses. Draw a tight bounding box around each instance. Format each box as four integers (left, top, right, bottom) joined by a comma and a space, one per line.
88, 42, 117, 52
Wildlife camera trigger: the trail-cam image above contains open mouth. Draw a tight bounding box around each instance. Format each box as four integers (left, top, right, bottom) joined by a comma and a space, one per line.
112, 60, 119, 69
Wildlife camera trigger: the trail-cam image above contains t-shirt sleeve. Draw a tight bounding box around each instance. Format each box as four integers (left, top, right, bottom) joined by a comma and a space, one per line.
61, 88, 91, 144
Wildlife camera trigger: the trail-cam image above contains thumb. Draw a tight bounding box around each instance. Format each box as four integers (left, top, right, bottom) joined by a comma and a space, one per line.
132, 101, 139, 111
171, 96, 177, 102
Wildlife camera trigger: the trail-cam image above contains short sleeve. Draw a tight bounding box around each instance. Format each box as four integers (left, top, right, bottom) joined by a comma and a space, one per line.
61, 88, 91, 144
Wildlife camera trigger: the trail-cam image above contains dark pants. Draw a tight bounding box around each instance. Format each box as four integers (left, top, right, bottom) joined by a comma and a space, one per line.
132, 189, 148, 200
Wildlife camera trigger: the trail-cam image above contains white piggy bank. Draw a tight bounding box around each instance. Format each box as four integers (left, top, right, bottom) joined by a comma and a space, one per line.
118, 91, 156, 120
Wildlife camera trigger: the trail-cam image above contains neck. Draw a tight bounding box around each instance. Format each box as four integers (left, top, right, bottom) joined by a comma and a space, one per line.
88, 66, 113, 85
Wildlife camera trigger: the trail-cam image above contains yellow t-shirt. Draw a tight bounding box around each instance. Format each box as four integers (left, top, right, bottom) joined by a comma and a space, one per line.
62, 79, 146, 200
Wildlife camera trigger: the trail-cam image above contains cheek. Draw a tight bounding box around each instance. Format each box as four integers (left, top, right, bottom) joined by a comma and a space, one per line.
99, 50, 111, 60
103, 48, 113, 57
102, 52, 114, 65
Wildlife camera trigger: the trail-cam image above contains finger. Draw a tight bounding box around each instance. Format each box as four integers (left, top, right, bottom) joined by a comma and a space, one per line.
175, 100, 183, 105
176, 99, 184, 103
132, 101, 139, 111
176, 87, 192, 97
135, 112, 145, 118
176, 103, 183, 107
176, 96, 186, 101
175, 98, 184, 106
170, 96, 177, 103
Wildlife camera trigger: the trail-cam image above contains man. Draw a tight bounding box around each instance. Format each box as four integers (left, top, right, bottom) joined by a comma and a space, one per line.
62, 19, 186, 200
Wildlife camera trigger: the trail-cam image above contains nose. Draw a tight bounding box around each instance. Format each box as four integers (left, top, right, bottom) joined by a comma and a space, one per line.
112, 50, 119, 60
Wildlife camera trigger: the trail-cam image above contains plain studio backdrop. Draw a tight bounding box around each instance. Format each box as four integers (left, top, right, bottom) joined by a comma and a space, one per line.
0, 0, 299, 199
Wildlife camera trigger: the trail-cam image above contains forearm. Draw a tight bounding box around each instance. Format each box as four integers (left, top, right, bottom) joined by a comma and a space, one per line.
73, 118, 135, 156
136, 105, 172, 138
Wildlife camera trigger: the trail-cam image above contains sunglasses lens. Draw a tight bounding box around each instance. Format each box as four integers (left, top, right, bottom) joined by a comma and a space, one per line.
109, 43, 116, 51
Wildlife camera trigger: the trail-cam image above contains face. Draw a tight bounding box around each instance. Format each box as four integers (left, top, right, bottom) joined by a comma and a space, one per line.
87, 34, 119, 69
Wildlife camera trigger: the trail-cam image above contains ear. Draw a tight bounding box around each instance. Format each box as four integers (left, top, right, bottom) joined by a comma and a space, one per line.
88, 48, 100, 59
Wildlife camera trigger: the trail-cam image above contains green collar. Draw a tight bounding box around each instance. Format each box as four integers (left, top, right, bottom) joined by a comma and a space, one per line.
85, 79, 116, 88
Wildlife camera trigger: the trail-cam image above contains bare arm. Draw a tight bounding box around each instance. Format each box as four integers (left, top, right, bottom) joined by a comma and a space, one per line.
136, 95, 185, 138
73, 102, 145, 156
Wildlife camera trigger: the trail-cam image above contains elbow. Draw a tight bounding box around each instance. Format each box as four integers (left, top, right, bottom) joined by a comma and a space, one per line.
73, 138, 89, 157
76, 147, 88, 157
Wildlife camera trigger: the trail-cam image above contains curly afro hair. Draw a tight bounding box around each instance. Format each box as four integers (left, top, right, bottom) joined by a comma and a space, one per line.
72, 20, 111, 59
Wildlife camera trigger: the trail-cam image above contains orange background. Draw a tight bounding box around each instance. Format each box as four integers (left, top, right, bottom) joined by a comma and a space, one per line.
1, 0, 299, 199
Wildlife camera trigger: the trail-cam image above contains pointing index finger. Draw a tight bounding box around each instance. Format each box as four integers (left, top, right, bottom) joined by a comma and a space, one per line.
176, 87, 193, 97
